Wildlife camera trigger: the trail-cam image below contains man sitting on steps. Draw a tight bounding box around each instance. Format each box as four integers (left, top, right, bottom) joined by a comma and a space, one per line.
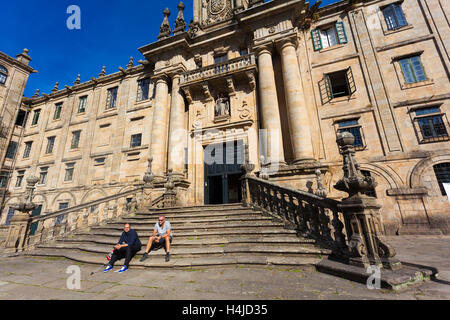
140, 215, 172, 262
104, 223, 142, 273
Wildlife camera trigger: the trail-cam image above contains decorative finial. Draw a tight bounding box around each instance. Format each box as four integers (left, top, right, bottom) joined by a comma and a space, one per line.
174, 2, 186, 35
73, 74, 81, 85
127, 57, 134, 69
32, 89, 40, 98
158, 8, 172, 40
51, 82, 59, 93
334, 132, 377, 199
99, 66, 106, 77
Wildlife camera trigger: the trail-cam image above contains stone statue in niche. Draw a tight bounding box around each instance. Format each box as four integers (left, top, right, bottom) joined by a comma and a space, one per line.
214, 94, 230, 118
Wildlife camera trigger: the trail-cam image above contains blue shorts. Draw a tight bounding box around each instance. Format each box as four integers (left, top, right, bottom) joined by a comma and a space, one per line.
153, 237, 172, 248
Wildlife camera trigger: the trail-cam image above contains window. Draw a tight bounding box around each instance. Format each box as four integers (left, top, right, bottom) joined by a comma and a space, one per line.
5, 208, 15, 226
214, 54, 228, 64
78, 96, 87, 113
56, 202, 69, 224
5, 141, 18, 159
320, 67, 356, 104
240, 48, 248, 56
337, 119, 365, 150
31, 109, 41, 126
0, 65, 8, 85
361, 171, 377, 198
54, 103, 63, 120
39, 167, 49, 185
433, 163, 450, 196
137, 78, 150, 102
399, 55, 427, 84
15, 170, 25, 188
15, 110, 27, 127
0, 171, 8, 188
94, 157, 106, 166
312, 22, 348, 51
23, 141, 33, 158
64, 163, 75, 182
130, 134, 142, 148
46, 136, 56, 154
106, 87, 118, 110
412, 107, 449, 143
382, 3, 408, 31
71, 131, 81, 149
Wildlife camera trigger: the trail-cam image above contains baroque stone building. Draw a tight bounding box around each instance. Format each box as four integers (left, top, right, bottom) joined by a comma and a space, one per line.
1, 0, 449, 235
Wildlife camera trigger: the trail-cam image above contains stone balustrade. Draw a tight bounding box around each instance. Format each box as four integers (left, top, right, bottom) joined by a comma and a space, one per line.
180, 54, 256, 85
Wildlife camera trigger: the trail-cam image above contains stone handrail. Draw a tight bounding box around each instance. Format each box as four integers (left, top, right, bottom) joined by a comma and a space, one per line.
24, 187, 146, 250
241, 175, 349, 259
180, 54, 256, 85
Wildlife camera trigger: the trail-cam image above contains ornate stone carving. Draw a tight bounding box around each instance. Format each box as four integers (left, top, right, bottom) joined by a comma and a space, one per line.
315, 169, 328, 198
73, 74, 81, 85
237, 100, 251, 120
214, 94, 230, 118
174, 2, 187, 35
202, 0, 233, 26
158, 8, 172, 40
127, 57, 134, 69
98, 66, 106, 77
51, 82, 59, 93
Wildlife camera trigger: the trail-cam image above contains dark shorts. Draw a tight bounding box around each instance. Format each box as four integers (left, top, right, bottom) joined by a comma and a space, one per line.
152, 237, 172, 250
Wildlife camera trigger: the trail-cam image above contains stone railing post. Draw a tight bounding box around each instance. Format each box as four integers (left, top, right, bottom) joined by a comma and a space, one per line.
240, 162, 255, 207
4, 176, 39, 252
334, 132, 401, 270
163, 169, 177, 208
141, 156, 155, 210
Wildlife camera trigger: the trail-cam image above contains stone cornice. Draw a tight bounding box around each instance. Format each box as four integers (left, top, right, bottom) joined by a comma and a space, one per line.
0, 51, 36, 74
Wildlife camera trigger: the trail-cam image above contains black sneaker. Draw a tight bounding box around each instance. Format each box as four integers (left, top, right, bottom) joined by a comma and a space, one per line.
165, 253, 170, 262
140, 253, 148, 262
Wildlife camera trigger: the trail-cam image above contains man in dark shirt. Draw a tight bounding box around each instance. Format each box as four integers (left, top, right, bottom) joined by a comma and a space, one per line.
104, 223, 142, 273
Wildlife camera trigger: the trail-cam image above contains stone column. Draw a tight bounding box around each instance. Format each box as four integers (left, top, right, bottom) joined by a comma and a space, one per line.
167, 74, 186, 179
150, 75, 170, 181
255, 44, 285, 167
277, 38, 315, 164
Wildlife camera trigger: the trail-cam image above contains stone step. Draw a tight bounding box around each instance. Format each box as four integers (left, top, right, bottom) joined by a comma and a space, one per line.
58, 234, 316, 248
23, 247, 323, 269
119, 215, 273, 224
81, 228, 298, 239
144, 203, 245, 213
36, 242, 329, 258
91, 221, 285, 232
134, 209, 259, 219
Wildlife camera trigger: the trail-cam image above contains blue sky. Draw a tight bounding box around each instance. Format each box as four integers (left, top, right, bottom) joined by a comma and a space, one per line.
1, 0, 339, 97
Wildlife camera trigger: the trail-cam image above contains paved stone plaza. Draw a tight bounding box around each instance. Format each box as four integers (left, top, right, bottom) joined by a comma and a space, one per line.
0, 235, 448, 300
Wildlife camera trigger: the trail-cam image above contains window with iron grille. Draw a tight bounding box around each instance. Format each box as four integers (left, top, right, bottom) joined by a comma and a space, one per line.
64, 163, 75, 182
319, 67, 356, 104
46, 136, 56, 154
433, 163, 450, 196
15, 170, 25, 188
382, 2, 408, 31
214, 54, 228, 65
78, 96, 87, 113
71, 131, 81, 149
399, 55, 427, 84
411, 106, 449, 143
23, 141, 33, 158
31, 109, 41, 126
0, 171, 8, 188
54, 103, 63, 120
130, 133, 142, 148
137, 78, 150, 102
336, 119, 365, 150
0, 65, 8, 85
6, 141, 18, 159
106, 87, 118, 110
39, 167, 49, 185
311, 21, 348, 51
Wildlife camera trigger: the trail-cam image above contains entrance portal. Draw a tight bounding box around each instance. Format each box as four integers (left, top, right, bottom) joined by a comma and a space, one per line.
204, 140, 244, 205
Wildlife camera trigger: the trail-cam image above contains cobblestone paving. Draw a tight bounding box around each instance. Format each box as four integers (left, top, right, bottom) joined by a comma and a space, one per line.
0, 235, 448, 300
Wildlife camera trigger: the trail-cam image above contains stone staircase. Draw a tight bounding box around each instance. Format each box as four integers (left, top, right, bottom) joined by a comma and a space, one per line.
22, 203, 331, 269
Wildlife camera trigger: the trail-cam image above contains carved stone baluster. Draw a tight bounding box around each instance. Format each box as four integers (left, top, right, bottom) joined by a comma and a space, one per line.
331, 210, 348, 259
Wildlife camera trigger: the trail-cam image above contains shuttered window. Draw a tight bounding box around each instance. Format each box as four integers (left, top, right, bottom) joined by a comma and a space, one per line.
399, 56, 427, 84
319, 67, 356, 104
382, 3, 408, 31
312, 21, 347, 51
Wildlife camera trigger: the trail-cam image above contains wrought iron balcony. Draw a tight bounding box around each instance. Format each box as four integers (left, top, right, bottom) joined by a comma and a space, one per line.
180, 54, 256, 86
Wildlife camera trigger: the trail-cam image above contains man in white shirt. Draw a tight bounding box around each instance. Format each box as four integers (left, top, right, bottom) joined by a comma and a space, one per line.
140, 215, 173, 262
